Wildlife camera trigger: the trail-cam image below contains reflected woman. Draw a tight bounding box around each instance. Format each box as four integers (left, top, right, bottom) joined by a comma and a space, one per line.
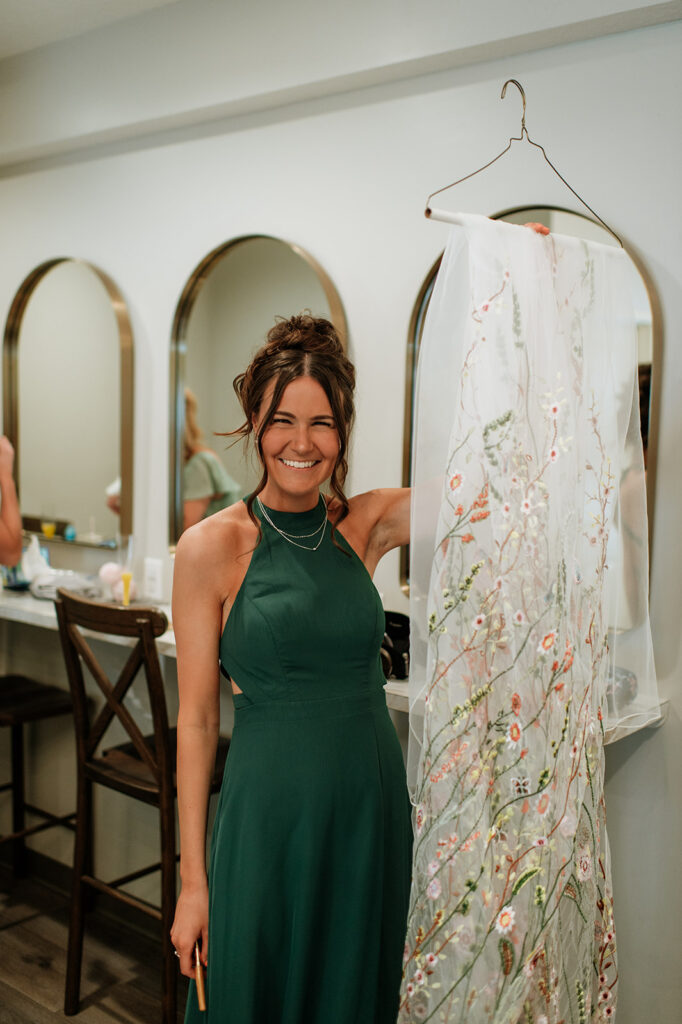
171, 316, 412, 1023
183, 387, 242, 531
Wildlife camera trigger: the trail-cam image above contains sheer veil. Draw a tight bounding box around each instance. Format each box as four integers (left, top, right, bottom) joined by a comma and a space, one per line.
402, 213, 659, 1023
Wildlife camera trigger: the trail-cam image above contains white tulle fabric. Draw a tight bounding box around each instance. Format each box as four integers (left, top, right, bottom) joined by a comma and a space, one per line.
402, 214, 659, 1023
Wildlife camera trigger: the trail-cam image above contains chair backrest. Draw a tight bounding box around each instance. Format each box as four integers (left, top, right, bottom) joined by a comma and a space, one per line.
54, 588, 171, 784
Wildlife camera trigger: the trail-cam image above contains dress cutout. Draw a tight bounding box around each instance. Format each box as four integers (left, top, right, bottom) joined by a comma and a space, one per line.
184, 500, 412, 1024
404, 215, 658, 1022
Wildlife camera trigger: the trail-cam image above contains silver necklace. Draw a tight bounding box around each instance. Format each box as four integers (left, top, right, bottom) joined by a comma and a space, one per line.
256, 496, 328, 551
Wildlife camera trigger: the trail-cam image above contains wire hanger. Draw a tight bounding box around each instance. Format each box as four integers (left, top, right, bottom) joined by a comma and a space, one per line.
425, 79, 623, 248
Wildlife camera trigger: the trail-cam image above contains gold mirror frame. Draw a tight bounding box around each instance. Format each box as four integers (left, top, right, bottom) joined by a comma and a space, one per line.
169, 234, 348, 546
400, 206, 662, 593
2, 258, 134, 539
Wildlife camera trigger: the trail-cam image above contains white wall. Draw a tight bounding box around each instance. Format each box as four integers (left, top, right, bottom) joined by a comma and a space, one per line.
0, 5, 679, 1021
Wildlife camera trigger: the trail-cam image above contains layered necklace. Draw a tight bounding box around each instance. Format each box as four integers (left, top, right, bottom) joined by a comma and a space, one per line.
256, 495, 328, 552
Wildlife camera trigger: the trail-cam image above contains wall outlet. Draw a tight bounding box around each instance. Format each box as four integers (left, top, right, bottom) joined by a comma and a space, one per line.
143, 557, 163, 601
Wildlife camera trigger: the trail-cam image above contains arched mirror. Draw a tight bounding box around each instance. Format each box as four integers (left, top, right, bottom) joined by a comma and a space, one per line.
3, 259, 134, 545
169, 235, 347, 544
401, 206, 661, 591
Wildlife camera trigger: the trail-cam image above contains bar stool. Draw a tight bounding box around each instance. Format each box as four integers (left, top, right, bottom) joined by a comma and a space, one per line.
54, 588, 230, 1024
0, 675, 75, 875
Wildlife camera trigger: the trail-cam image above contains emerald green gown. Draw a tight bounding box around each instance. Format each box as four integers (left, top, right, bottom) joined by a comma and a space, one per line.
184, 500, 413, 1023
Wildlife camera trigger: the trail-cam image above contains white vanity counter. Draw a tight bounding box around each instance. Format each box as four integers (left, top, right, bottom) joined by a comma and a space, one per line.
0, 587, 177, 656
0, 587, 410, 710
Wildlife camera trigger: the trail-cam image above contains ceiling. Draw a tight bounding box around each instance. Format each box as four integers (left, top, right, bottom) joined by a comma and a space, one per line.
0, 0, 183, 61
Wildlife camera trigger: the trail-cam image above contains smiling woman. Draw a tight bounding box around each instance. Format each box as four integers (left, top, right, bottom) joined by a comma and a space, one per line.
171, 313, 413, 1024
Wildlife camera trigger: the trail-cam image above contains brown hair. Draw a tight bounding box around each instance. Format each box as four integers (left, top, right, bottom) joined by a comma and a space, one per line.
230, 313, 355, 545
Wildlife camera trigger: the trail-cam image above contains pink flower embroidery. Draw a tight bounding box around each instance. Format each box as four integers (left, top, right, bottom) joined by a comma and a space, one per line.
536, 793, 550, 816
449, 472, 464, 490
427, 878, 442, 900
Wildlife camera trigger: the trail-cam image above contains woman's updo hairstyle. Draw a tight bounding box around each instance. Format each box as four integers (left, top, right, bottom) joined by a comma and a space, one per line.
231, 313, 356, 542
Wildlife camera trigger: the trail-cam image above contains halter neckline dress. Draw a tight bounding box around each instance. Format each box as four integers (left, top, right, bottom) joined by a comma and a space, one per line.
183, 497, 413, 1024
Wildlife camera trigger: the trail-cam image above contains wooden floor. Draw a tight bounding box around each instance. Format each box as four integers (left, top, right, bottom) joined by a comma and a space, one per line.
0, 869, 187, 1023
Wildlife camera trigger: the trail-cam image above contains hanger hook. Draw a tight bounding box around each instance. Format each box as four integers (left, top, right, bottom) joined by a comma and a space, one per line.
501, 78, 527, 134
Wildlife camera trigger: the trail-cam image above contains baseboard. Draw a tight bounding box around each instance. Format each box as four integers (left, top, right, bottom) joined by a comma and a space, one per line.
0, 846, 163, 941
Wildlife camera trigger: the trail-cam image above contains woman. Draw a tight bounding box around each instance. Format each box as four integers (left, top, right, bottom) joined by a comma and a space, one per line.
183, 387, 242, 530
171, 315, 412, 1023
0, 435, 22, 566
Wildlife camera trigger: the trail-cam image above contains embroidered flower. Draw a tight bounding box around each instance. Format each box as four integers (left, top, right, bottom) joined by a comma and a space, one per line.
406, 982, 415, 996
536, 793, 550, 816
537, 631, 556, 653
495, 905, 515, 935
577, 847, 592, 880
507, 722, 522, 746
513, 609, 526, 625
511, 692, 522, 715
472, 613, 486, 631
427, 878, 442, 900
559, 811, 577, 838
426, 952, 438, 967
598, 989, 612, 1004
603, 1006, 615, 1019
403, 943, 410, 964
533, 836, 548, 847
449, 472, 464, 490
455, 503, 464, 515
502, 502, 512, 517
413, 1004, 428, 1020
461, 533, 474, 543
427, 860, 439, 877
549, 447, 559, 462
416, 806, 425, 834
414, 969, 426, 986
522, 498, 533, 515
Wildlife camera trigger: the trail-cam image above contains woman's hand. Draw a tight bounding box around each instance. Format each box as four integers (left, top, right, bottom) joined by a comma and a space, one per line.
524, 221, 550, 235
171, 880, 209, 979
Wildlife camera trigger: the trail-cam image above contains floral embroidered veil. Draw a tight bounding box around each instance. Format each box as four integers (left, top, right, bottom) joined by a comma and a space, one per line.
403, 213, 660, 1023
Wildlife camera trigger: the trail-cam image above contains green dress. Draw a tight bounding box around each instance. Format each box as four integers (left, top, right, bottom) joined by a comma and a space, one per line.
184, 499, 413, 1023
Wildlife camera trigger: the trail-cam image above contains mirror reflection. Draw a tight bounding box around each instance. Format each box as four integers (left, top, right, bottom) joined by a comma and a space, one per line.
401, 206, 659, 592
3, 259, 133, 545
170, 235, 347, 543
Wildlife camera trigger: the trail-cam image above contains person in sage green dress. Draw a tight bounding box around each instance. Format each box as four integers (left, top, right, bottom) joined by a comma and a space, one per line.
182, 387, 242, 531
171, 314, 413, 1023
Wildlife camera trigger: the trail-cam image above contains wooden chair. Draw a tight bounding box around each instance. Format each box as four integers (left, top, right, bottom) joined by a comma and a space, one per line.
54, 588, 230, 1024
0, 675, 75, 875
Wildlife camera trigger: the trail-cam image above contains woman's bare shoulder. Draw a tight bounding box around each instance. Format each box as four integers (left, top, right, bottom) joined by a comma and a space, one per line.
175, 501, 255, 569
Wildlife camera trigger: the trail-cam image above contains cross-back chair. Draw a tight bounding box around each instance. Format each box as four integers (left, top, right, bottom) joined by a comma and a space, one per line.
55, 588, 229, 1023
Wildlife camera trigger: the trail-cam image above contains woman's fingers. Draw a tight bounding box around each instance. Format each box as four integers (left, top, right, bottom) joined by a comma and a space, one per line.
523, 221, 550, 235
201, 925, 209, 966
175, 938, 198, 979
